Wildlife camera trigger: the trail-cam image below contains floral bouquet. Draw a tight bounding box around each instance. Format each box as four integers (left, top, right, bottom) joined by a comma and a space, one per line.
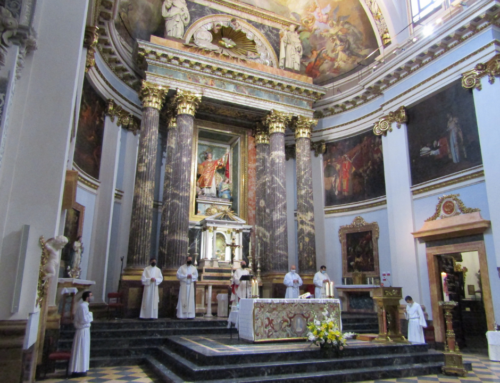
307, 309, 350, 353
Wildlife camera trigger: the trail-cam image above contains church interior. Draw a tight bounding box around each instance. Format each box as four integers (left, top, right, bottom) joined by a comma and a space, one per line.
0, 0, 500, 382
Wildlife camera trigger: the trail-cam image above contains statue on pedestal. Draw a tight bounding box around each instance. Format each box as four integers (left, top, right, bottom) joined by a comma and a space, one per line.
279, 25, 302, 71
162, 0, 190, 39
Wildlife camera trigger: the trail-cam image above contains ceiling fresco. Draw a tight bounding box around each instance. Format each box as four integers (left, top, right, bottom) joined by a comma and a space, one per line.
115, 0, 379, 85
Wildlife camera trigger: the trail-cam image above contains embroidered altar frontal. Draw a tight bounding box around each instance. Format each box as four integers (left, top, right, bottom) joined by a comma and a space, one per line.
239, 298, 341, 342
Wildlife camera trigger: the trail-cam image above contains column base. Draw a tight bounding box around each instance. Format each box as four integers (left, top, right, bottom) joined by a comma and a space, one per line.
442, 352, 468, 377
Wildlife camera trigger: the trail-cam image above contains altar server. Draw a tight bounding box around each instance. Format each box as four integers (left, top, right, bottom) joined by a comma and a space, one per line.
404, 296, 427, 343
233, 260, 251, 302
177, 256, 198, 318
69, 291, 93, 377
313, 265, 331, 298
284, 265, 303, 298
140, 258, 163, 319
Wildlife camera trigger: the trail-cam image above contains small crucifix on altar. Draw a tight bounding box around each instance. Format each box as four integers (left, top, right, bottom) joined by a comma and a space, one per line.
226, 235, 241, 265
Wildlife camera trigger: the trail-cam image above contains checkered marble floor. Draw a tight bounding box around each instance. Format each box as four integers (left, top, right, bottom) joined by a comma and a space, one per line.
37, 354, 499, 382
38, 365, 161, 383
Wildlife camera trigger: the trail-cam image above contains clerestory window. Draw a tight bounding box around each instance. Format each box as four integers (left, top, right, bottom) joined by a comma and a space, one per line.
410, 0, 443, 24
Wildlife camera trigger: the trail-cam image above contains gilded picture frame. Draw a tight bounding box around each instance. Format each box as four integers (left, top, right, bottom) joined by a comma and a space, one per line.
339, 216, 380, 279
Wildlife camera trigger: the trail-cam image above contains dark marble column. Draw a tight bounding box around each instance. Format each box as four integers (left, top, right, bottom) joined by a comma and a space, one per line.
293, 116, 318, 275
158, 112, 178, 269
255, 124, 271, 273
263, 110, 291, 273
165, 90, 201, 269
126, 82, 167, 268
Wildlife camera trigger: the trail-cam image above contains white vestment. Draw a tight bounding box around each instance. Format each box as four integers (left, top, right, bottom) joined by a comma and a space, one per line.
313, 271, 331, 298
140, 265, 163, 319
405, 302, 427, 343
69, 301, 93, 373
233, 268, 251, 301
177, 264, 198, 318
283, 272, 303, 298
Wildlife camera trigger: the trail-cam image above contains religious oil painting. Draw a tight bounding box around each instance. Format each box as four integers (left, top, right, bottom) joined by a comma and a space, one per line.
60, 202, 85, 278
339, 216, 380, 279
74, 78, 106, 179
192, 124, 247, 220
407, 80, 482, 186
323, 130, 385, 207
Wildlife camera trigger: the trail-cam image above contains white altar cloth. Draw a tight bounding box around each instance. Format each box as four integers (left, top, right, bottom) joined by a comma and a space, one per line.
239, 298, 341, 342
486, 331, 500, 361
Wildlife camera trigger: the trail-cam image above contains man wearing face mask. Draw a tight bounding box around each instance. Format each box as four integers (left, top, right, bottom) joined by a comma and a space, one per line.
69, 291, 93, 377
177, 256, 198, 318
140, 258, 163, 319
283, 265, 303, 298
313, 265, 331, 298
233, 260, 251, 303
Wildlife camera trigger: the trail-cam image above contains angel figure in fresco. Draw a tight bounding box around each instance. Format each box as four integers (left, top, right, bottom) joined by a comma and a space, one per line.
197, 149, 230, 197
162, 0, 190, 39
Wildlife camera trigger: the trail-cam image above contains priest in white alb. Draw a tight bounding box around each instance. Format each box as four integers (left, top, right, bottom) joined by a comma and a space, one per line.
140, 258, 163, 319
177, 256, 198, 319
283, 265, 303, 298
404, 295, 427, 343
233, 260, 251, 302
69, 291, 93, 377
313, 265, 331, 298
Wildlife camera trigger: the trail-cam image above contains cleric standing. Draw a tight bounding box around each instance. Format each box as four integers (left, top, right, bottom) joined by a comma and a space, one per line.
140, 258, 163, 319
69, 291, 93, 377
177, 256, 198, 318
404, 295, 427, 343
233, 260, 251, 302
313, 265, 331, 298
283, 265, 303, 298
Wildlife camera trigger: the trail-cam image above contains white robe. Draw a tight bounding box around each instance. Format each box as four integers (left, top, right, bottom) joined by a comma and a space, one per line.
283, 272, 303, 298
177, 264, 198, 318
405, 302, 427, 343
233, 268, 250, 301
313, 271, 331, 298
69, 301, 93, 373
140, 265, 163, 319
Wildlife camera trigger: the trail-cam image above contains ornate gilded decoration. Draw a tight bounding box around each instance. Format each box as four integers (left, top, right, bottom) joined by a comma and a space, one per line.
425, 194, 480, 222
462, 54, 500, 90
439, 300, 468, 376
140, 81, 168, 110
292, 115, 317, 140
361, 0, 391, 46
373, 106, 407, 136
311, 140, 326, 157
106, 99, 141, 134
83, 26, 99, 73
412, 169, 484, 196
263, 110, 291, 135
173, 89, 202, 116
254, 122, 269, 145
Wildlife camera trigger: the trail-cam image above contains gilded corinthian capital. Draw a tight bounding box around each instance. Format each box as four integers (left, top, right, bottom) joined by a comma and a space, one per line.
373, 106, 407, 136
462, 54, 500, 90
140, 81, 168, 110
263, 110, 291, 135
292, 115, 318, 139
254, 122, 269, 144
173, 89, 202, 116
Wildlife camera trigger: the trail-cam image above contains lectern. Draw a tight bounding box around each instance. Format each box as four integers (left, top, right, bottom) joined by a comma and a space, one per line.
372, 287, 408, 343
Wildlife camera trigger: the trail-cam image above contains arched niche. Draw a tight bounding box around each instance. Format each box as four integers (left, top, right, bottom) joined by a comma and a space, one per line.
184, 15, 278, 68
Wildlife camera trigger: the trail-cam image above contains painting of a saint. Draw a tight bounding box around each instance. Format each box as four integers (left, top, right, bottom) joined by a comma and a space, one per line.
74, 79, 106, 179
323, 131, 385, 206
197, 146, 230, 198
346, 231, 374, 273
407, 80, 482, 185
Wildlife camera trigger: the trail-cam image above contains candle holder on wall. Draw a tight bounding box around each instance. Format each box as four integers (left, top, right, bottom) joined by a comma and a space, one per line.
439, 301, 467, 377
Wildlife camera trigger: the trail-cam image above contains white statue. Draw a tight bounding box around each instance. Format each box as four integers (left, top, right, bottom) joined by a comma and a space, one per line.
71, 236, 83, 273
279, 25, 302, 71
43, 235, 69, 280
193, 27, 219, 51
162, 0, 190, 39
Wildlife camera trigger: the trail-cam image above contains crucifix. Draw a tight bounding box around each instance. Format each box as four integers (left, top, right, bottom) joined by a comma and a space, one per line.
226, 234, 241, 265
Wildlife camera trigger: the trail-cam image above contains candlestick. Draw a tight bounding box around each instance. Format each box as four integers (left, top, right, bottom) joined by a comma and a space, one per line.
441, 272, 450, 302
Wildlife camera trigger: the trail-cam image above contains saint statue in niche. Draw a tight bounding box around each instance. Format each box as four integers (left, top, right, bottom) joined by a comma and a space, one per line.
279, 24, 303, 71
162, 0, 190, 39
197, 148, 230, 198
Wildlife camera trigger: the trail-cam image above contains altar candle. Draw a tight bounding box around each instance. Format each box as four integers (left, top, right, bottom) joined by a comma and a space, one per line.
330, 281, 335, 297
441, 272, 450, 301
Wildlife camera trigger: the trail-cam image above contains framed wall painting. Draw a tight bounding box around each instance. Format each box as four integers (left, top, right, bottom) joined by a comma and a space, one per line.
339, 216, 380, 279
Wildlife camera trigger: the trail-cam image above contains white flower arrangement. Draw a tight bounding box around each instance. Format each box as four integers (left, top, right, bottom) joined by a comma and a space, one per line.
306, 309, 350, 351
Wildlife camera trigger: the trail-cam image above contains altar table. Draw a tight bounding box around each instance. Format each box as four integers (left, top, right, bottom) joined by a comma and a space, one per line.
238, 298, 341, 342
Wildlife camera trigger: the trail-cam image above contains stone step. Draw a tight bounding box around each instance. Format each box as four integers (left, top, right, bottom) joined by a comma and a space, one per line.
61, 318, 229, 331
59, 326, 232, 339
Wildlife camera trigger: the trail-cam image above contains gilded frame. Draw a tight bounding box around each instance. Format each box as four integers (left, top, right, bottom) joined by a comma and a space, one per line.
339, 216, 380, 279
190, 120, 248, 222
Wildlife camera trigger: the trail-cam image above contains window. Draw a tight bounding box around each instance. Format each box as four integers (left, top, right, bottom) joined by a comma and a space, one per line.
410, 0, 443, 24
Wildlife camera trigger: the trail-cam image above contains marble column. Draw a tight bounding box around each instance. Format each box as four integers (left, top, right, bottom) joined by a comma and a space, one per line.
255, 124, 270, 273
264, 110, 291, 272
158, 111, 178, 269
293, 116, 318, 275
126, 82, 167, 268
165, 90, 202, 269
